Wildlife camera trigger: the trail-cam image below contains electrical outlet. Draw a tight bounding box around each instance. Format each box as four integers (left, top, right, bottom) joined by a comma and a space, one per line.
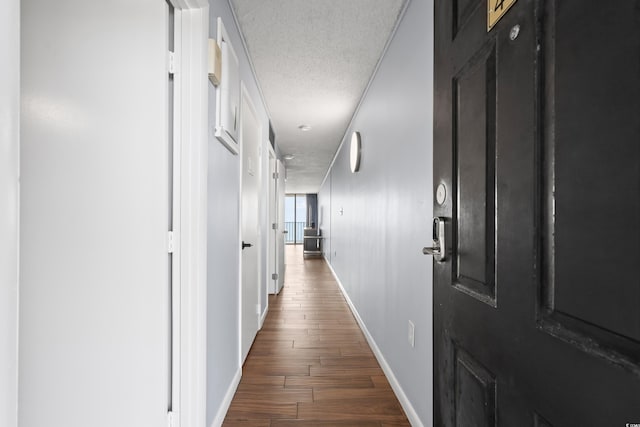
408, 320, 415, 348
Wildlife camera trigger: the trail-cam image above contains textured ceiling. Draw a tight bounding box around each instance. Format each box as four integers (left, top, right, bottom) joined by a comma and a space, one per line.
230, 0, 406, 193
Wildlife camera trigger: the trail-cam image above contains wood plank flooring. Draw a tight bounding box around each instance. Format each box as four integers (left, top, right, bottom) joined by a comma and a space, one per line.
223, 245, 410, 426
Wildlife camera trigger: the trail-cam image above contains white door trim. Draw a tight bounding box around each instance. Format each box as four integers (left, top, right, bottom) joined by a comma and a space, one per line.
275, 159, 286, 293
167, 1, 208, 426
1, 1, 20, 426
237, 81, 244, 369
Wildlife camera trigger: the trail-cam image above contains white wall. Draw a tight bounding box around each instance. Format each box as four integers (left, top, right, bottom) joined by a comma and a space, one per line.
206, 1, 272, 424
317, 0, 434, 425
0, 1, 20, 426
20, 1, 170, 426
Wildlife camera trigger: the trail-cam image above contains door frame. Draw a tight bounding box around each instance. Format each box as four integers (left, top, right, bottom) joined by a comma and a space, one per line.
1, 1, 20, 426
275, 159, 286, 293
166, 1, 208, 426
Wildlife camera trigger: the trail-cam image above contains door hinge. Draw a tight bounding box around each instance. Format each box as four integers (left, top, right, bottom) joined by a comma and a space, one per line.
273, 172, 279, 179
272, 223, 277, 230
167, 231, 175, 254
272, 273, 278, 280
168, 51, 176, 74
167, 411, 177, 427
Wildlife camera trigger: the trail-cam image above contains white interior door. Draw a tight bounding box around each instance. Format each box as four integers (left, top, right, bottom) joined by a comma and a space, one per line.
268, 150, 277, 294
276, 160, 286, 293
20, 1, 170, 425
240, 88, 261, 362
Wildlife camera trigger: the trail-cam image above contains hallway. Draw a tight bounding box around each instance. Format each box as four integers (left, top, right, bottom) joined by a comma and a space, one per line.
223, 246, 410, 425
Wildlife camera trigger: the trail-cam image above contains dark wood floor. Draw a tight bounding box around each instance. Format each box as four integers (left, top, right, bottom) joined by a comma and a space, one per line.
223, 245, 410, 426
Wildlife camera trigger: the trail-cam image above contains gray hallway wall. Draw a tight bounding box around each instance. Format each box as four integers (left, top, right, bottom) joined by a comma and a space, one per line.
318, 0, 434, 425
206, 0, 273, 424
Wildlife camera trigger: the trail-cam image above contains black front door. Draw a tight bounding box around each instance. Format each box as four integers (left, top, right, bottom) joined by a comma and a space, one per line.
433, 0, 640, 425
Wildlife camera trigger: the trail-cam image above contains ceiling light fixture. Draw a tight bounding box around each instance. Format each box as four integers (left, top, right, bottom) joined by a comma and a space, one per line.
283, 154, 295, 160
298, 124, 312, 131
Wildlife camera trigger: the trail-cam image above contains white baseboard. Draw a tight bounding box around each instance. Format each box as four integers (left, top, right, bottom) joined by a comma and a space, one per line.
325, 261, 425, 427
210, 366, 242, 427
259, 304, 269, 329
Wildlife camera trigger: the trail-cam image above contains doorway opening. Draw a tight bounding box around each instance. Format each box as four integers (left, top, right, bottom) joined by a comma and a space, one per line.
284, 194, 319, 244
284, 194, 306, 244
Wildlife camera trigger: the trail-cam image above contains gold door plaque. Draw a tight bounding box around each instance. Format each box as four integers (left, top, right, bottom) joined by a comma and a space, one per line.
488, 0, 517, 31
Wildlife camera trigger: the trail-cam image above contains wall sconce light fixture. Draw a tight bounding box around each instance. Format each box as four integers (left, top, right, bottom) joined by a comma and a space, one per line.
350, 131, 361, 173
